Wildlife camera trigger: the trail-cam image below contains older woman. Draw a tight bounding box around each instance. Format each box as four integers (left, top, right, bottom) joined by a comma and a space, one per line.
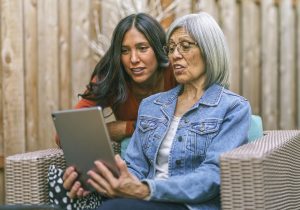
64, 12, 251, 210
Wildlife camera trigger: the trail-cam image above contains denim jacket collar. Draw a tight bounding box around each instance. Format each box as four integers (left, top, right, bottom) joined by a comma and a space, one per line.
154, 84, 224, 107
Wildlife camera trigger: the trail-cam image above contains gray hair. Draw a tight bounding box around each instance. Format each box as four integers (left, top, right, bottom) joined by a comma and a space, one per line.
166, 12, 230, 89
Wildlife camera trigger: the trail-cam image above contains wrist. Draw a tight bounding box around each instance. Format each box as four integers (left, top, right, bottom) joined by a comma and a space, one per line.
139, 183, 150, 200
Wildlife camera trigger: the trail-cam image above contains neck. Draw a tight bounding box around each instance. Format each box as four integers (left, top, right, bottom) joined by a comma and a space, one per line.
130, 71, 164, 97
180, 79, 206, 102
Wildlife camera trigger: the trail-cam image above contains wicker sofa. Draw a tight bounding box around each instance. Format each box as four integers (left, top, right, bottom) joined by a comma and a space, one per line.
5, 130, 300, 209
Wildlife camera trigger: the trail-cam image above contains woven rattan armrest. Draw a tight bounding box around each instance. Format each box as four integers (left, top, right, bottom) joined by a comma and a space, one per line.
5, 148, 66, 205
220, 130, 300, 210
5, 142, 121, 205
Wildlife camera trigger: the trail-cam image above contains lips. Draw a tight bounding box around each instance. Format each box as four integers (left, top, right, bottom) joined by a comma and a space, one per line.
173, 64, 185, 74
130, 67, 145, 75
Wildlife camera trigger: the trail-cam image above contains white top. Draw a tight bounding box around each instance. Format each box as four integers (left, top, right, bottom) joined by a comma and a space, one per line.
155, 116, 181, 179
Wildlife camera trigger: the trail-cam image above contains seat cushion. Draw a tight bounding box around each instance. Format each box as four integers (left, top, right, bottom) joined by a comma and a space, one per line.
121, 137, 131, 158
248, 115, 263, 142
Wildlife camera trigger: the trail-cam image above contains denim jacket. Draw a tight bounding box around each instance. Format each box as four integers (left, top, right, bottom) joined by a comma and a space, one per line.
125, 84, 251, 210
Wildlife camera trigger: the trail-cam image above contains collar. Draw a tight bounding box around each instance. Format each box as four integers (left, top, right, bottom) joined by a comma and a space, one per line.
154, 84, 224, 107
198, 84, 224, 106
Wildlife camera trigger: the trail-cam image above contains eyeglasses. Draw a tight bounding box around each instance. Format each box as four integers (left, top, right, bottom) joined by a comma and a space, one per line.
164, 41, 198, 55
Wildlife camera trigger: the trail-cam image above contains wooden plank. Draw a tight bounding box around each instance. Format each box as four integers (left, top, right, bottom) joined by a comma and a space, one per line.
59, 0, 72, 110
291, 0, 297, 129
297, 1, 300, 128
71, 0, 93, 106
241, 0, 261, 115
0, 0, 3, 204
196, 0, 219, 22
219, 0, 241, 94
37, 0, 59, 148
1, 0, 26, 155
0, 0, 4, 168
279, 0, 297, 129
261, 0, 279, 130
24, 0, 39, 151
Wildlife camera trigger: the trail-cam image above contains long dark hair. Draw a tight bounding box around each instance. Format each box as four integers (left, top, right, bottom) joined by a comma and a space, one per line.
80, 13, 168, 108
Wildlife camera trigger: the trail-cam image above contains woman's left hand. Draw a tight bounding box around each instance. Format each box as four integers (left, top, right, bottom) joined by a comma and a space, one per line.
87, 154, 150, 199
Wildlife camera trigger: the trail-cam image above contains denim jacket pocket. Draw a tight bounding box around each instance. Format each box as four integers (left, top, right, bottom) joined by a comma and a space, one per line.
138, 115, 165, 159
138, 115, 162, 132
186, 118, 222, 155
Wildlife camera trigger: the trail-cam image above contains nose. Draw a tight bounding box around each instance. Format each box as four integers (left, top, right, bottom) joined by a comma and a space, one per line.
171, 46, 183, 59
130, 50, 140, 64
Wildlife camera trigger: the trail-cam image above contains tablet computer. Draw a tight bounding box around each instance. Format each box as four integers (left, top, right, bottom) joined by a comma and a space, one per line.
51, 106, 119, 190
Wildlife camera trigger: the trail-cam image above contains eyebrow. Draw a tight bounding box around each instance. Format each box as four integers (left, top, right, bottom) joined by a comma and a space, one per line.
168, 38, 194, 43
122, 42, 149, 47
170, 34, 193, 40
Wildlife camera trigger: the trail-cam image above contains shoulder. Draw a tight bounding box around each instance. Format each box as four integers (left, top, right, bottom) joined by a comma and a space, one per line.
222, 88, 248, 102
222, 88, 247, 100
221, 88, 250, 111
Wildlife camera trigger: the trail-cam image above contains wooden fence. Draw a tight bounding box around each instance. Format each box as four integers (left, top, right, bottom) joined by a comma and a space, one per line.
0, 0, 299, 203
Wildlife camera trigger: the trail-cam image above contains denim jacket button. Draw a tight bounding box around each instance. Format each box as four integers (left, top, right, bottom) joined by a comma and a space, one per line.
200, 123, 205, 132
175, 160, 181, 165
178, 136, 183, 142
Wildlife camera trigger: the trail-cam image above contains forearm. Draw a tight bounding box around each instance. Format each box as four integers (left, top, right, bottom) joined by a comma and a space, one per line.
107, 120, 135, 142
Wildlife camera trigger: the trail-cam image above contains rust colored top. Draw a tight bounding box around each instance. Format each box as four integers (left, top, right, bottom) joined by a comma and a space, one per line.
67, 66, 176, 142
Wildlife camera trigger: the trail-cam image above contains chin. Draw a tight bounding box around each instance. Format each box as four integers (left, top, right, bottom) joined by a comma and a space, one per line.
132, 77, 147, 84
174, 76, 187, 84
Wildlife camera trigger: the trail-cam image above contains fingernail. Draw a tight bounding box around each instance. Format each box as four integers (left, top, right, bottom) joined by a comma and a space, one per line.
115, 154, 121, 160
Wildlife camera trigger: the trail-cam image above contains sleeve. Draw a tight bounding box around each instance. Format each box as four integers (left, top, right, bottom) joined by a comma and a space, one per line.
74, 98, 97, 109
143, 99, 251, 203
54, 133, 62, 147
125, 120, 136, 136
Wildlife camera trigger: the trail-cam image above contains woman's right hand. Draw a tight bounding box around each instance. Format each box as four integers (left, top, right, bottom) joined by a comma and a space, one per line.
63, 166, 90, 199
